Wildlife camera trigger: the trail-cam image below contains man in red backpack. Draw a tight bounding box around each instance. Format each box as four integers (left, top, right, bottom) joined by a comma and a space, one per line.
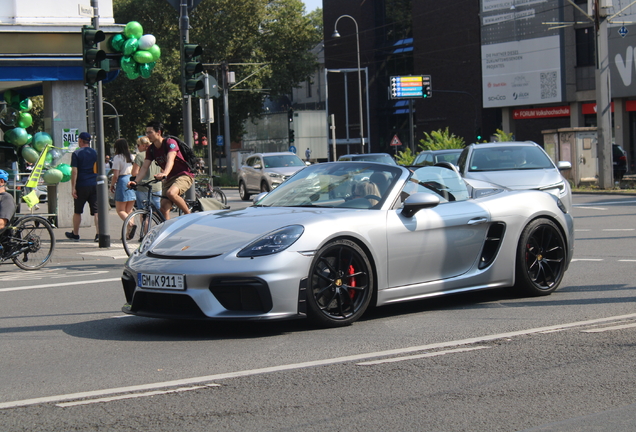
128, 121, 194, 220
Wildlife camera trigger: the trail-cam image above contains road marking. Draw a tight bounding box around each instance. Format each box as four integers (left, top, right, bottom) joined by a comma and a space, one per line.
574, 206, 607, 210
573, 199, 636, 206
55, 384, 220, 407
0, 278, 120, 293
619, 260, 636, 262
574, 229, 591, 231
571, 259, 603, 262
356, 346, 489, 366
581, 322, 636, 333
2, 313, 636, 410
602, 229, 635, 231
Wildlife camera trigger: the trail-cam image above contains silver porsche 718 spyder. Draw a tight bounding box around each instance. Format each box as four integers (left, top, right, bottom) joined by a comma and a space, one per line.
121, 162, 574, 328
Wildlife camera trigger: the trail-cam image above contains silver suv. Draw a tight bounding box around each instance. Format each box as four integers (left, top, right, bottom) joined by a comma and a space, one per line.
238, 152, 307, 201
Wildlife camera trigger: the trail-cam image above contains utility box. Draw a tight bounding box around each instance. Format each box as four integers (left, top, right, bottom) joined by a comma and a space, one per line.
543, 127, 598, 186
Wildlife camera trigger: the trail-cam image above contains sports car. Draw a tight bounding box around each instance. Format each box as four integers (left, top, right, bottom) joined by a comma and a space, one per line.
121, 161, 574, 328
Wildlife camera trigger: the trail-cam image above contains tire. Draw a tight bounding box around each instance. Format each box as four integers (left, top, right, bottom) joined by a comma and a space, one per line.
212, 187, 227, 205
514, 218, 566, 296
260, 181, 270, 193
306, 239, 374, 327
122, 209, 164, 256
239, 181, 250, 201
11, 216, 55, 270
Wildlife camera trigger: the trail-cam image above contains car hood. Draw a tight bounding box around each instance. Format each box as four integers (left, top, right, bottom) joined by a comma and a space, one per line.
146, 207, 354, 258
466, 169, 564, 190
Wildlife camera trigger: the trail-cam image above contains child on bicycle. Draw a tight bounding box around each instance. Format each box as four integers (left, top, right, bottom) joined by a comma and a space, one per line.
0, 169, 16, 231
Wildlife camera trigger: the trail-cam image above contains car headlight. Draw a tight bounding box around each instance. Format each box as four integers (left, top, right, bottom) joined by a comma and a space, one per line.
268, 172, 284, 179
138, 224, 163, 254
540, 180, 567, 198
237, 225, 304, 258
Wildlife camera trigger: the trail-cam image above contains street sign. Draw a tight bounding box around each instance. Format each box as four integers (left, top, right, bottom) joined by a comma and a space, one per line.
78, 4, 93, 17
216, 135, 224, 146
390, 134, 402, 146
289, 145, 297, 154
390, 75, 431, 99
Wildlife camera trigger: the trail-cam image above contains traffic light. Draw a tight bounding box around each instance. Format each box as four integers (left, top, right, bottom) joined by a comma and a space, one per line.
288, 129, 295, 144
288, 108, 294, 122
422, 75, 432, 98
183, 43, 203, 95
475, 127, 482, 142
82, 25, 106, 86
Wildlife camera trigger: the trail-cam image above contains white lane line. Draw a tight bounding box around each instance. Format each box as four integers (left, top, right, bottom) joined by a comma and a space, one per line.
575, 229, 591, 231
619, 260, 636, 262
574, 206, 607, 210
602, 229, 635, 231
574, 200, 636, 206
581, 322, 636, 333
0, 278, 121, 293
356, 346, 489, 366
571, 259, 603, 262
55, 384, 220, 408
3, 312, 636, 410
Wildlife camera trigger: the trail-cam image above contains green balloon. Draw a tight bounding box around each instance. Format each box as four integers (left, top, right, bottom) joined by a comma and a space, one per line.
10, 93, 21, 109
43, 168, 63, 185
123, 38, 139, 56
139, 63, 152, 79
17, 112, 32, 128
21, 145, 39, 164
110, 33, 125, 52
133, 50, 154, 64
25, 133, 32, 145
44, 151, 53, 168
3, 89, 14, 104
19, 98, 32, 112
124, 21, 143, 40
12, 127, 29, 146
33, 131, 52, 152
120, 56, 136, 74
126, 70, 140, 80
3, 128, 15, 144
148, 44, 161, 61
56, 163, 72, 182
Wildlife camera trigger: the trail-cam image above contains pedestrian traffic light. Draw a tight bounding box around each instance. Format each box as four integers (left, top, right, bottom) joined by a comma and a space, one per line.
288, 108, 294, 122
183, 43, 203, 95
475, 127, 482, 142
82, 25, 106, 86
288, 129, 295, 144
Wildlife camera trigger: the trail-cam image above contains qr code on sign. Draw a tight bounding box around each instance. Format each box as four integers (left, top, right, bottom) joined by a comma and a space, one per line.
540, 72, 557, 99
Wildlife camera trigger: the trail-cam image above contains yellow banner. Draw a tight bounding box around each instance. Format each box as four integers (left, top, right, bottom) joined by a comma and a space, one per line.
21, 189, 40, 208
25, 145, 50, 188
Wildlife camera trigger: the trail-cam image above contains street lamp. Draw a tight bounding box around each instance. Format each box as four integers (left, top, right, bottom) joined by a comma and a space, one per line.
332, 15, 365, 153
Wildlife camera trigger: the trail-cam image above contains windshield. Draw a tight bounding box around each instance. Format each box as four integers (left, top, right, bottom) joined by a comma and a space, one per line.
256, 162, 404, 209
353, 154, 397, 165
263, 155, 305, 168
468, 146, 554, 172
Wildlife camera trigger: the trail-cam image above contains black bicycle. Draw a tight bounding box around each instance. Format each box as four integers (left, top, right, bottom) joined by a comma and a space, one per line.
195, 175, 227, 205
0, 215, 55, 270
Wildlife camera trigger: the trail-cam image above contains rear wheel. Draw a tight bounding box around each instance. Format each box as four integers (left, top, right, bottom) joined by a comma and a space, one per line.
238, 181, 250, 201
122, 209, 164, 256
514, 218, 566, 296
11, 216, 55, 270
306, 239, 373, 327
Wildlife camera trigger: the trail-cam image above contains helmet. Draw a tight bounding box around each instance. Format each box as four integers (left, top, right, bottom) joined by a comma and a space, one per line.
0, 170, 8, 182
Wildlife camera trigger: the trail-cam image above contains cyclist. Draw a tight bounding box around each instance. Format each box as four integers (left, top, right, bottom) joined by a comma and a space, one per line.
128, 121, 195, 220
0, 169, 16, 231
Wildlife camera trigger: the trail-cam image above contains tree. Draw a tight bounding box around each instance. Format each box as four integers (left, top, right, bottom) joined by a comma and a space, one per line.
418, 127, 465, 151
492, 129, 514, 142
104, 0, 320, 145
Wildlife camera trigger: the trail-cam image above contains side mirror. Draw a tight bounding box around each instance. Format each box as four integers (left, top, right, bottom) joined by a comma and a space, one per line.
401, 192, 440, 218
557, 161, 572, 171
253, 163, 262, 170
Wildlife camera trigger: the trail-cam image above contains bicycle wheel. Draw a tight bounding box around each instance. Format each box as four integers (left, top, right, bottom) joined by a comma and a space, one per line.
122, 209, 164, 256
212, 187, 227, 205
11, 216, 55, 270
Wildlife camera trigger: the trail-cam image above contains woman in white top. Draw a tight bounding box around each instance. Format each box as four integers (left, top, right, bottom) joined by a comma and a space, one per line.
110, 138, 137, 239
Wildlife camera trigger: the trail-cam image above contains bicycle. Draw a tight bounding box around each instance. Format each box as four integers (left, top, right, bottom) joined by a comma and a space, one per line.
0, 214, 55, 270
195, 175, 227, 205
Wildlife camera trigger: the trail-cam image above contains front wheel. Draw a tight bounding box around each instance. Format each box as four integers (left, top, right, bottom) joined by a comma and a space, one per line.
306, 239, 374, 327
238, 181, 250, 201
122, 209, 164, 256
11, 216, 55, 270
514, 218, 566, 296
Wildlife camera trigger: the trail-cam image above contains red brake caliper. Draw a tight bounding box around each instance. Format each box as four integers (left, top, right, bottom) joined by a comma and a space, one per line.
348, 265, 356, 299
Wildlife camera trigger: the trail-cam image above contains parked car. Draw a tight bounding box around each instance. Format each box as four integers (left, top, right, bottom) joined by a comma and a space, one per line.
457, 141, 572, 212
238, 152, 307, 201
613, 143, 627, 180
338, 153, 397, 165
121, 161, 574, 328
413, 149, 462, 167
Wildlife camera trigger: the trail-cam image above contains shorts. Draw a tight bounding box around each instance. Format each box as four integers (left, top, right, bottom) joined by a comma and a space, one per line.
74, 185, 98, 215
163, 175, 194, 197
115, 175, 136, 202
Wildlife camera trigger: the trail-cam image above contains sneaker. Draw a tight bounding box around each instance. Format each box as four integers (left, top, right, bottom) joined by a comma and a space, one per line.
94, 234, 99, 243
65, 232, 80, 242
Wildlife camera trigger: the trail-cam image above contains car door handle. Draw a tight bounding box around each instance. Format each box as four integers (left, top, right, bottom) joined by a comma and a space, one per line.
467, 217, 488, 225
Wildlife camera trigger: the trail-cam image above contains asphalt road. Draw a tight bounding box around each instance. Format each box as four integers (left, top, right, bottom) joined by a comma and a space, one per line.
0, 193, 635, 431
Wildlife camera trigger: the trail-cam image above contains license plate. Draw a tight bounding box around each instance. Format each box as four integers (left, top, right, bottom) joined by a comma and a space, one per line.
137, 273, 185, 290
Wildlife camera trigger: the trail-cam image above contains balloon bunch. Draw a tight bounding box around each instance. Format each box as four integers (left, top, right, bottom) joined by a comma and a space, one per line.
1, 90, 70, 185
109, 21, 161, 80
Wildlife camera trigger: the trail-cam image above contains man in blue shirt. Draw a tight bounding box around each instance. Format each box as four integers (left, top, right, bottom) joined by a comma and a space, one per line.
65, 132, 99, 242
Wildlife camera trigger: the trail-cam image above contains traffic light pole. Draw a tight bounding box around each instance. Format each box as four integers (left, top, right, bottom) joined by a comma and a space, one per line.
91, 0, 110, 248
179, 0, 195, 200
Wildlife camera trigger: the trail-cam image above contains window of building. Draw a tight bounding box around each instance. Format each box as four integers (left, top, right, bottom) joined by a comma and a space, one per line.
576, 27, 595, 67
306, 80, 312, 98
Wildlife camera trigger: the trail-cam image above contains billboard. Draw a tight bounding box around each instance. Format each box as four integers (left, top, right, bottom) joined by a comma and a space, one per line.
480, 0, 563, 108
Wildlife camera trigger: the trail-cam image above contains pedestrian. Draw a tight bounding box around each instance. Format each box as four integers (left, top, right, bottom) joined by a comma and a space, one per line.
131, 135, 161, 211
0, 169, 16, 232
109, 138, 137, 239
128, 121, 194, 221
305, 147, 311, 162
65, 132, 99, 242
104, 154, 113, 173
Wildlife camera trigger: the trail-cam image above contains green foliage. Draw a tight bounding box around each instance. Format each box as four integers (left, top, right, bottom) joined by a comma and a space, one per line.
493, 129, 514, 142
105, 0, 320, 144
418, 127, 465, 151
395, 147, 415, 166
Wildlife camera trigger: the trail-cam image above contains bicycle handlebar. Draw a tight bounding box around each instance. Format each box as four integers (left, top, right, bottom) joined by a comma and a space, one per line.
128, 178, 161, 190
